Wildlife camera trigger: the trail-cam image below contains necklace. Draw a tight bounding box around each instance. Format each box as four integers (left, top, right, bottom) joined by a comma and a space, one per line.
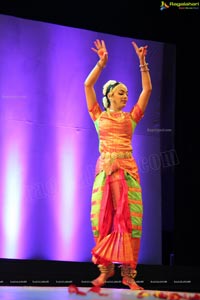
107, 108, 125, 120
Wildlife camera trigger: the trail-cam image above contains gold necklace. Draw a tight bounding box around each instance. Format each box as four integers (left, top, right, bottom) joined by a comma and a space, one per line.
107, 108, 125, 120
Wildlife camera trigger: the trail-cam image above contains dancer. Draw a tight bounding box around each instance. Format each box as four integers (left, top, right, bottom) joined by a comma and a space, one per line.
84, 39, 152, 290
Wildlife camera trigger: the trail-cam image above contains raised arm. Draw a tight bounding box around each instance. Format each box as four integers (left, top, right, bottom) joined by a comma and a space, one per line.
132, 41, 152, 114
84, 39, 108, 111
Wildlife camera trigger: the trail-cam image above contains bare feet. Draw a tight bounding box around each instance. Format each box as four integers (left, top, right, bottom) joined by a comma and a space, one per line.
122, 276, 144, 290
92, 273, 107, 287
91, 264, 115, 287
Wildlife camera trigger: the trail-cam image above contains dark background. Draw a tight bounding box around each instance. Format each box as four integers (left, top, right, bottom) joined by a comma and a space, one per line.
0, 0, 199, 269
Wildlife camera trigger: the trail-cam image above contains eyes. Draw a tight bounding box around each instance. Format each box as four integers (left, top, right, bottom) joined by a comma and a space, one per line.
118, 91, 128, 97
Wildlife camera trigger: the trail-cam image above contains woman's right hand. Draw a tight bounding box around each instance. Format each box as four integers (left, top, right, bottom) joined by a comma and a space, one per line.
91, 39, 108, 67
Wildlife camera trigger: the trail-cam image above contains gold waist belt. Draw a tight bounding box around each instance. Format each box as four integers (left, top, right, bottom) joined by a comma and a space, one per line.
100, 151, 132, 159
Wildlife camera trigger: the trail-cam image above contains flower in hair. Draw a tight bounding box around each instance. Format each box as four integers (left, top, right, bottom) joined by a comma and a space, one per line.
102, 96, 109, 109
102, 80, 118, 96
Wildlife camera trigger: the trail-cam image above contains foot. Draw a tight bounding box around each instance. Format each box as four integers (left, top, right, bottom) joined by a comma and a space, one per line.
91, 265, 115, 287
122, 276, 144, 290
91, 273, 107, 287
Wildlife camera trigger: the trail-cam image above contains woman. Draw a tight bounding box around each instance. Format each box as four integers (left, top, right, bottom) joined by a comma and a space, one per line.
84, 39, 152, 290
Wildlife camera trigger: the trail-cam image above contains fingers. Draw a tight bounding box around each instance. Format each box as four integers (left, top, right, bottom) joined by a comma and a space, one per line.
91, 39, 108, 59
101, 40, 106, 49
132, 41, 148, 56
93, 39, 106, 50
91, 47, 98, 54
141, 45, 148, 56
132, 41, 138, 51
93, 39, 101, 49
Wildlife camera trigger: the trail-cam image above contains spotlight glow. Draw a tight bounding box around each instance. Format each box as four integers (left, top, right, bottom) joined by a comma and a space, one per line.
58, 139, 76, 260
2, 145, 22, 258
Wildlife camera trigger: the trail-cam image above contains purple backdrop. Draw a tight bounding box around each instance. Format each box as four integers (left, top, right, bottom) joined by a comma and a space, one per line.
0, 13, 169, 264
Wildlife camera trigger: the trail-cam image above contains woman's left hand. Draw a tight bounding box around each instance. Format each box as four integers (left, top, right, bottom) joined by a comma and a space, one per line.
132, 41, 148, 60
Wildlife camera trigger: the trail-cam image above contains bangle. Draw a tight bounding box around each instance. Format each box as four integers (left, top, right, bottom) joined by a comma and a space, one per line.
140, 68, 150, 72
139, 62, 149, 72
139, 63, 148, 68
97, 61, 105, 69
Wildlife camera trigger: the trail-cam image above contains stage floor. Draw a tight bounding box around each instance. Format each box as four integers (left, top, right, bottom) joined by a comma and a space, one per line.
0, 286, 199, 300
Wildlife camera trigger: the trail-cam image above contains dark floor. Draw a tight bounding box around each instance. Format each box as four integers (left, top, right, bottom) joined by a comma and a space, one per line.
0, 260, 200, 293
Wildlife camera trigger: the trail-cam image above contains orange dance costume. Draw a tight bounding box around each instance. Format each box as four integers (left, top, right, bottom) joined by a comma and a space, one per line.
89, 101, 144, 287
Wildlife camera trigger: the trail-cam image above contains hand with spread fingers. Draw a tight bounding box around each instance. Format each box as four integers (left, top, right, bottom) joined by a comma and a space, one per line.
91, 39, 108, 68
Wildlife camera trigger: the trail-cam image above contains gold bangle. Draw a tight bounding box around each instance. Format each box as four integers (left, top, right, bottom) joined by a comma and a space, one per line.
140, 68, 150, 72
139, 63, 149, 68
140, 63, 150, 72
